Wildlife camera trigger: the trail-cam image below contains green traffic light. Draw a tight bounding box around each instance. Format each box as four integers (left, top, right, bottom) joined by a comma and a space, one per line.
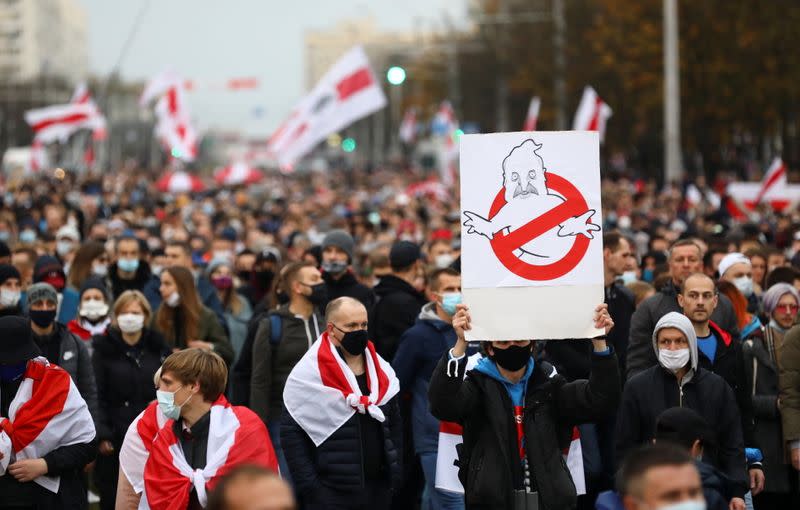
386, 66, 406, 86
342, 138, 357, 152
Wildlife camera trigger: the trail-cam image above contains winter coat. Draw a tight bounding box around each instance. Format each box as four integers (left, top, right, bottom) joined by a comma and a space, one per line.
143, 274, 227, 331
231, 309, 271, 406
321, 269, 375, 311
91, 327, 171, 446
249, 305, 324, 424
778, 325, 800, 459
428, 349, 620, 510
392, 303, 472, 454
107, 260, 152, 299
615, 365, 748, 498
32, 322, 99, 421
280, 396, 403, 494
370, 275, 427, 361
151, 304, 234, 365
626, 281, 740, 379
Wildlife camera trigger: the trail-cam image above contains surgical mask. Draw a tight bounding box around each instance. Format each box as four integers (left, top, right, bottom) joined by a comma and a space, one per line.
653, 500, 706, 510
303, 282, 328, 306
19, 230, 37, 243
769, 318, 787, 334
0, 231, 10, 242
434, 254, 455, 269
156, 387, 192, 421
151, 265, 163, 277
491, 343, 532, 372
322, 260, 348, 275
619, 271, 638, 284
338, 328, 368, 355
0, 289, 20, 307
733, 276, 754, 297
658, 348, 691, 373
80, 299, 109, 321
118, 258, 140, 273
0, 362, 27, 383
56, 240, 74, 257
166, 291, 181, 308
29, 309, 57, 328
440, 292, 462, 315
212, 250, 233, 263
117, 313, 145, 334
92, 263, 108, 277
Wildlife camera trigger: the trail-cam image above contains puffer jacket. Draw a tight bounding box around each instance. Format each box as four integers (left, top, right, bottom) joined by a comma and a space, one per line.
429, 349, 620, 510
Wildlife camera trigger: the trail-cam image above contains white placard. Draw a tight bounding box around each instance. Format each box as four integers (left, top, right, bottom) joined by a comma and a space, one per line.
460, 131, 604, 340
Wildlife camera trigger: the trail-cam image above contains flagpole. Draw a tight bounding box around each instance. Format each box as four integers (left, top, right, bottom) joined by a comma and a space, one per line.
663, 0, 682, 183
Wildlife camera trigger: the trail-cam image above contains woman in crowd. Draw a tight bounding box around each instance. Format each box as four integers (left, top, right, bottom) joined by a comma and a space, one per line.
152, 266, 234, 365
0, 263, 22, 317
91, 290, 170, 510
744, 283, 800, 507
66, 241, 109, 292
717, 280, 762, 340
207, 259, 252, 365
66, 276, 112, 345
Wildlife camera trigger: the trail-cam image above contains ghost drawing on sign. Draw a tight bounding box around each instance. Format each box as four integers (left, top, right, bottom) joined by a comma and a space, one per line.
463, 138, 600, 264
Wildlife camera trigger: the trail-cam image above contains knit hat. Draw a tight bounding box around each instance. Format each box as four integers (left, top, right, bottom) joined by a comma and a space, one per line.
79, 276, 110, 302
0, 316, 40, 364
322, 229, 354, 261
27, 282, 58, 306
762, 283, 800, 315
655, 407, 713, 450
206, 258, 231, 277
33, 255, 66, 291
0, 263, 20, 285
652, 312, 698, 371
718, 252, 750, 278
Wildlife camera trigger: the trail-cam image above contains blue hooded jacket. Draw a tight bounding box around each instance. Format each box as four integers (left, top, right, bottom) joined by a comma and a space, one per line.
473, 354, 535, 406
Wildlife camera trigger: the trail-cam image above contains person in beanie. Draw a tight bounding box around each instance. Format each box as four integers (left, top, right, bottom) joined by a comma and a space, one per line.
32, 255, 80, 325
27, 282, 99, 420
616, 312, 748, 510
320, 229, 375, 310
66, 276, 113, 343
0, 315, 97, 510
0, 263, 22, 317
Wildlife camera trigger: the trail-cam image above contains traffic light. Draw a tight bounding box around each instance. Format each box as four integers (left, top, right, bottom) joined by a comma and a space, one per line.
342, 138, 357, 153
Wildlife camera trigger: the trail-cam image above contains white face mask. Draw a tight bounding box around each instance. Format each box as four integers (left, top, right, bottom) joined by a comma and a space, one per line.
117, 313, 145, 333
80, 299, 109, 320
166, 291, 181, 308
0, 289, 20, 308
92, 264, 109, 277
658, 348, 691, 373
620, 271, 638, 284
733, 276, 754, 297
434, 253, 455, 269
652, 500, 707, 510
56, 240, 74, 256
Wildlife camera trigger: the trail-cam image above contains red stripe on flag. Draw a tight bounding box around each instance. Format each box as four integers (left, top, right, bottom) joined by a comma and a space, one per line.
587, 97, 603, 131
167, 88, 179, 115
440, 421, 463, 435
227, 78, 259, 90
32, 112, 91, 133
755, 162, 786, 203
317, 334, 352, 399
11, 363, 71, 451
336, 68, 374, 101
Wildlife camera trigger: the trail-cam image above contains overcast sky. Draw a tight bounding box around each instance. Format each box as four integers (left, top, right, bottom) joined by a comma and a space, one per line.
78, 0, 467, 137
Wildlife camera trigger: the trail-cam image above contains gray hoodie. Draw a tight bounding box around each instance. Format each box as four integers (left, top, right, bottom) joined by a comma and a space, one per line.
652, 312, 699, 381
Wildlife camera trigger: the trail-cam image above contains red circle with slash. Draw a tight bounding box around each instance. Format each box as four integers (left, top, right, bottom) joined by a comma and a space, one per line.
487, 173, 592, 281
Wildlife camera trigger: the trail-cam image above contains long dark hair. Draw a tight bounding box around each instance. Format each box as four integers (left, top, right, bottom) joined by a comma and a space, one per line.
67, 241, 106, 290
155, 266, 201, 344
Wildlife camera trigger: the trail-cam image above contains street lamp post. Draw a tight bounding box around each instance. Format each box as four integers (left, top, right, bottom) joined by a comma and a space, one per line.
387, 66, 406, 158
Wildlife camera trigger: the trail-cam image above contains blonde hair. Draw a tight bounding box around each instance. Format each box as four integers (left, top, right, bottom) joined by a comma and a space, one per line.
112, 290, 152, 328
161, 348, 227, 402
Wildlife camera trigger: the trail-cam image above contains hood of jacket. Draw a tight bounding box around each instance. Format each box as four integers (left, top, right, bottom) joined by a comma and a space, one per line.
473, 354, 534, 406
652, 311, 699, 372
373, 274, 423, 299
708, 320, 732, 347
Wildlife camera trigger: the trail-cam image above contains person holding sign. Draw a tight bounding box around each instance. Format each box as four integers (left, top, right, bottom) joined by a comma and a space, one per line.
427, 303, 619, 510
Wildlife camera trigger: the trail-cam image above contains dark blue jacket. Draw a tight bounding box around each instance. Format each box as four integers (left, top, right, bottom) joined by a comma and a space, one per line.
392, 303, 467, 454
143, 274, 226, 329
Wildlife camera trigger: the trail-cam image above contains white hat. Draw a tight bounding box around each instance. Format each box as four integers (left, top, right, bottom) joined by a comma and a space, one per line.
718, 252, 750, 278
56, 225, 80, 242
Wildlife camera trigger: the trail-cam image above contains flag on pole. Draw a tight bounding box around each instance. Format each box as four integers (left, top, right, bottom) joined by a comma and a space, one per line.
523, 96, 541, 131
273, 46, 386, 167
71, 82, 107, 140
399, 108, 417, 144
24, 103, 99, 144
572, 86, 612, 143
754, 157, 787, 204
141, 72, 198, 162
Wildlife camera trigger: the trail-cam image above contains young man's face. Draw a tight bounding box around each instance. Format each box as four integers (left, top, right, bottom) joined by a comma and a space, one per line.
624, 464, 703, 510
677, 276, 718, 324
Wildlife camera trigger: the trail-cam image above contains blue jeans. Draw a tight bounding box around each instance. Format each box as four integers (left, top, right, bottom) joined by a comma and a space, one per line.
419, 451, 465, 510
267, 417, 292, 485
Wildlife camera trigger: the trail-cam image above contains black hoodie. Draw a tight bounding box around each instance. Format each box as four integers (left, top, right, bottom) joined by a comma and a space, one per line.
370, 274, 427, 361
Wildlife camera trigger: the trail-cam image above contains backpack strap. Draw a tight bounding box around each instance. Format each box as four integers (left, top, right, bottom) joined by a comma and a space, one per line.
269, 313, 282, 345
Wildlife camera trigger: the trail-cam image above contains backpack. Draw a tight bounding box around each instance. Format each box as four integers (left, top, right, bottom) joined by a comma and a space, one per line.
268, 313, 282, 345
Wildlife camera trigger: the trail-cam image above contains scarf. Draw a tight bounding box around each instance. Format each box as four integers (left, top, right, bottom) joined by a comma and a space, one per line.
0, 357, 96, 493
283, 331, 400, 446
119, 401, 167, 494
139, 395, 277, 510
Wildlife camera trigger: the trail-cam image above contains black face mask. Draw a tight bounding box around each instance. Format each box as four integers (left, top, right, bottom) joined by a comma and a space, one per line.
491, 343, 532, 372
256, 270, 275, 288
30, 309, 57, 329
304, 283, 328, 306
237, 270, 252, 282
339, 329, 368, 355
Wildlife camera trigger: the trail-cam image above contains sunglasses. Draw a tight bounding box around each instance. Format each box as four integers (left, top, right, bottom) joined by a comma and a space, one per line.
775, 304, 799, 313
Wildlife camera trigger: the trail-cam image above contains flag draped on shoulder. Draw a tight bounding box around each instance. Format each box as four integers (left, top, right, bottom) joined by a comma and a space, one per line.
0, 357, 96, 493
139, 396, 277, 510
283, 331, 399, 446
119, 401, 167, 494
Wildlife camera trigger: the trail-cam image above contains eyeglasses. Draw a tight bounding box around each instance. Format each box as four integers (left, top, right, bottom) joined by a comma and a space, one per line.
775, 304, 799, 313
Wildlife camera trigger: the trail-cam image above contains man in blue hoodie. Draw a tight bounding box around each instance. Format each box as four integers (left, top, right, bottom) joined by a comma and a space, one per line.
393, 267, 470, 510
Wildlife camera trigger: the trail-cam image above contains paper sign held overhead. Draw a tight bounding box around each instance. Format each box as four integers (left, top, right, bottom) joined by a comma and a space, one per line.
460, 131, 604, 341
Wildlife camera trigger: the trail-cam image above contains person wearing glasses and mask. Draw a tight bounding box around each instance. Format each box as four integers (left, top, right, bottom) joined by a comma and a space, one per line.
282, 297, 402, 510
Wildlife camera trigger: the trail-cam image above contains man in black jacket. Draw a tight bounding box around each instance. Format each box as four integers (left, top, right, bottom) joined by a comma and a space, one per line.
626, 239, 740, 379
319, 229, 375, 310
108, 235, 152, 300
371, 241, 427, 362
429, 303, 619, 510
616, 311, 747, 510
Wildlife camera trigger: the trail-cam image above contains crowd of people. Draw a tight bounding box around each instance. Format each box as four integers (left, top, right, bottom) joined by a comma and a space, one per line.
0, 163, 799, 510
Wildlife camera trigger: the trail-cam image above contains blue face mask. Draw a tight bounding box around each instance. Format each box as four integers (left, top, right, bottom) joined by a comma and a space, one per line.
619, 271, 638, 284
19, 230, 37, 243
156, 387, 192, 421
117, 258, 140, 273
0, 231, 10, 242
0, 362, 27, 383
441, 292, 462, 316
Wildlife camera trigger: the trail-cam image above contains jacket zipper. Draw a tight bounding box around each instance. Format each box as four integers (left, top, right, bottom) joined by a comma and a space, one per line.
302, 318, 313, 348
678, 381, 684, 407
356, 415, 366, 488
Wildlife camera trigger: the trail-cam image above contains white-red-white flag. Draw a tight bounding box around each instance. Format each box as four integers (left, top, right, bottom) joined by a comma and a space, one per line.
215, 161, 264, 186
118, 401, 167, 494
30, 137, 47, 172
755, 157, 787, 204
140, 71, 182, 107
24, 103, 99, 144
275, 46, 386, 166
399, 108, 417, 144
156, 170, 205, 193
154, 86, 198, 161
523, 96, 541, 131
572, 86, 612, 143
435, 101, 459, 187
71, 82, 107, 140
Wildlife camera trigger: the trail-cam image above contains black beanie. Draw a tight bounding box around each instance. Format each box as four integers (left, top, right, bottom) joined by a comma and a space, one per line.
0, 263, 20, 285
79, 276, 110, 302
